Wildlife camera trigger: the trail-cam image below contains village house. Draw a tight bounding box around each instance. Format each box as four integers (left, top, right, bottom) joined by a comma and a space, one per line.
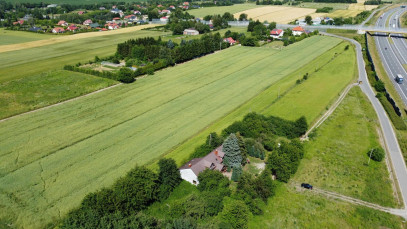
52, 27, 65, 33
160, 16, 169, 22
292, 26, 305, 36
183, 28, 199, 35
161, 9, 171, 15
67, 24, 78, 32
179, 146, 226, 185
83, 19, 93, 26
57, 20, 68, 26
78, 11, 84, 15
134, 10, 141, 15
224, 37, 236, 45
270, 28, 284, 39
112, 17, 121, 22
13, 20, 24, 25
169, 5, 176, 9
106, 22, 119, 30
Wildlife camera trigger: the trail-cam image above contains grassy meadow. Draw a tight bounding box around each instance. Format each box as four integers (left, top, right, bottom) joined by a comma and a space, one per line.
249, 183, 404, 228
0, 36, 341, 228
163, 40, 356, 167
0, 70, 117, 119
0, 29, 54, 45
0, 29, 167, 83
294, 87, 399, 208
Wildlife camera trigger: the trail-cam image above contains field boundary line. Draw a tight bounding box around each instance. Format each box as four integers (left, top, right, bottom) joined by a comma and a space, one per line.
302, 82, 358, 139
291, 182, 407, 219
0, 83, 121, 123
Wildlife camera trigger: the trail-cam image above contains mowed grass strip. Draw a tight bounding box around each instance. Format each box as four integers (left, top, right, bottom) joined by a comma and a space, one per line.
293, 87, 398, 208
0, 29, 54, 45
0, 29, 167, 83
0, 70, 117, 119
164, 41, 355, 166
0, 36, 340, 228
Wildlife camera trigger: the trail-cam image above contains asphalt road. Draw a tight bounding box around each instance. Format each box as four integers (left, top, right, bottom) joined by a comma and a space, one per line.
322, 31, 407, 215
374, 7, 407, 105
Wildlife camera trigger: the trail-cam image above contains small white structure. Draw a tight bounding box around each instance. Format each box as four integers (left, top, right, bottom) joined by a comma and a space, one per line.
183, 28, 199, 36
179, 146, 225, 185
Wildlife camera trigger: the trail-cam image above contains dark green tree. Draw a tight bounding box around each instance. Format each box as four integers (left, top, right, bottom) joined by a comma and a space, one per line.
305, 15, 313, 25
117, 67, 135, 83
222, 133, 242, 168
239, 13, 248, 21
220, 199, 249, 229
231, 164, 243, 181
368, 147, 385, 162
158, 158, 182, 200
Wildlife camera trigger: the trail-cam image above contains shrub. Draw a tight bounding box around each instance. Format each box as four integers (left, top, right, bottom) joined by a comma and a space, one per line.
231, 164, 243, 181
368, 147, 385, 162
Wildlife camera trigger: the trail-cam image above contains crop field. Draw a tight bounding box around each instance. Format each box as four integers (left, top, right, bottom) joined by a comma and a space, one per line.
0, 29, 54, 45
0, 70, 116, 119
0, 27, 166, 83
294, 88, 398, 208
297, 2, 350, 11
0, 36, 341, 228
164, 40, 355, 167
188, 3, 263, 18
5, 0, 147, 4
234, 6, 316, 23
328, 1, 377, 18
249, 183, 404, 228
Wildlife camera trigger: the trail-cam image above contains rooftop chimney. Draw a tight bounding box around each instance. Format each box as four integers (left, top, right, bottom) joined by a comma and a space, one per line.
188, 163, 192, 167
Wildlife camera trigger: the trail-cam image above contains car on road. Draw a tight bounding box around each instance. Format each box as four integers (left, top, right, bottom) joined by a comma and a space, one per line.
396, 74, 404, 84
301, 183, 313, 190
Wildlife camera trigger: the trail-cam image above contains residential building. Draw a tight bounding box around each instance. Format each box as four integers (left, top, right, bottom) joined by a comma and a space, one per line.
67, 24, 78, 31
52, 27, 65, 33
292, 26, 305, 36
83, 19, 93, 26
160, 16, 169, 22
183, 28, 199, 35
57, 20, 68, 26
224, 37, 236, 45
179, 146, 226, 185
270, 28, 284, 39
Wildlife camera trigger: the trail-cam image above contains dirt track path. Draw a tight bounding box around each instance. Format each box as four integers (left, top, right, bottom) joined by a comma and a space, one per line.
291, 182, 407, 219
302, 82, 358, 140
0, 24, 157, 53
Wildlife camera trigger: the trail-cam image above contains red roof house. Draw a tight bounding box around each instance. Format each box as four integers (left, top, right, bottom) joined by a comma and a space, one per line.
57, 20, 68, 26
67, 24, 78, 31
78, 11, 84, 15
270, 28, 284, 38
292, 26, 305, 35
83, 19, 93, 25
223, 37, 236, 45
52, 27, 65, 33
183, 2, 190, 5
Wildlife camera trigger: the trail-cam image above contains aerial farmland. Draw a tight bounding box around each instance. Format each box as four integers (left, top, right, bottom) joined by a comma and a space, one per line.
1, 0, 406, 228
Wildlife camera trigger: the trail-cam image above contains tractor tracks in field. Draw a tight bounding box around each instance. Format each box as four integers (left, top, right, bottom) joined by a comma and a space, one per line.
290, 182, 407, 219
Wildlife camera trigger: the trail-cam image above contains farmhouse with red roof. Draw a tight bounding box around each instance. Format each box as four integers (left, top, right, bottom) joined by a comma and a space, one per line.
270, 28, 284, 39
57, 20, 68, 26
223, 37, 236, 45
52, 27, 65, 33
67, 24, 78, 31
292, 26, 305, 36
83, 19, 93, 26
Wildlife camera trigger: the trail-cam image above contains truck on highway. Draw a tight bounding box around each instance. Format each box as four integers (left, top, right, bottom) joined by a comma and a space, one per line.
396, 74, 404, 84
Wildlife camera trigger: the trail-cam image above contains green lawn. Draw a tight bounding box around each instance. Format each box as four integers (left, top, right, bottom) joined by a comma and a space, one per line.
0, 29, 167, 83
293, 87, 398, 208
188, 3, 263, 18
0, 70, 116, 119
0, 29, 54, 45
249, 183, 404, 228
163, 40, 355, 167
0, 36, 341, 228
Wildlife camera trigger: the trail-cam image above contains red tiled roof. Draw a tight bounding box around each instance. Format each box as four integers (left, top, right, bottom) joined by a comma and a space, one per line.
270, 29, 283, 35
292, 26, 305, 32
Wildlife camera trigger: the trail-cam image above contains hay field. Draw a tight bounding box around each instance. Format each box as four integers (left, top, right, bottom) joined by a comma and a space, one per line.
0, 24, 157, 54
0, 36, 341, 228
188, 3, 263, 18
0, 29, 54, 45
328, 1, 377, 18
234, 6, 316, 23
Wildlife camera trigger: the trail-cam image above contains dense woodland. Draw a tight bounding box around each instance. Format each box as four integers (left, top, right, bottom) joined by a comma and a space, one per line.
61, 111, 306, 228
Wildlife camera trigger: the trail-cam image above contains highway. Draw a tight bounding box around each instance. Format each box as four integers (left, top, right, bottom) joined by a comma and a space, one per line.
374, 7, 407, 106
322, 29, 407, 215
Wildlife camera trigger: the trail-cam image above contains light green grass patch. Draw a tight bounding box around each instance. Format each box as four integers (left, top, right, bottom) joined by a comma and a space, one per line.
249, 183, 404, 228
294, 87, 398, 208
0, 29, 54, 45
162, 40, 353, 168
0, 36, 340, 228
0, 70, 116, 119
188, 3, 263, 18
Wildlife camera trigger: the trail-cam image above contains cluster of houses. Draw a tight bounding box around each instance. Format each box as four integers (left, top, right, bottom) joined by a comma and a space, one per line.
269, 26, 307, 39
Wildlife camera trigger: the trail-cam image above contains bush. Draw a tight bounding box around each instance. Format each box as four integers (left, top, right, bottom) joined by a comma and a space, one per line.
377, 93, 407, 130
231, 164, 243, 181
219, 199, 249, 229
368, 147, 385, 162
117, 67, 135, 83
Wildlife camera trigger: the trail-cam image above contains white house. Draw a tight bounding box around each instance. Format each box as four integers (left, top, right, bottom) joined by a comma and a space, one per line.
179, 146, 225, 185
270, 28, 284, 39
292, 26, 305, 36
183, 28, 199, 36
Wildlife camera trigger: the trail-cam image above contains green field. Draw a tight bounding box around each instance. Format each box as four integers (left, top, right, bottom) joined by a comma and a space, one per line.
0, 29, 54, 45
0, 29, 167, 83
0, 70, 116, 119
294, 87, 398, 208
0, 36, 341, 228
163, 40, 356, 167
188, 3, 263, 18
249, 183, 404, 228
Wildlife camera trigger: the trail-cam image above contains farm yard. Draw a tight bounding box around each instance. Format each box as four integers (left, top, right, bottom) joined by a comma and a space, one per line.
233, 6, 316, 24
0, 36, 342, 228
